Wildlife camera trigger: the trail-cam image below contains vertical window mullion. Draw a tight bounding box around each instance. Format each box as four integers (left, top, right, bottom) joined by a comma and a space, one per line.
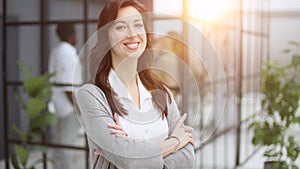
83, 0, 89, 168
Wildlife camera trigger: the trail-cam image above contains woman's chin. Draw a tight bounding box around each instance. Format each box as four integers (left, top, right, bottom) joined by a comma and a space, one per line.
127, 50, 143, 58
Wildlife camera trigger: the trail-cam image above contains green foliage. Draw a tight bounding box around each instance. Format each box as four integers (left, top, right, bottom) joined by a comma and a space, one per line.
14, 145, 29, 167
11, 62, 57, 169
250, 41, 300, 168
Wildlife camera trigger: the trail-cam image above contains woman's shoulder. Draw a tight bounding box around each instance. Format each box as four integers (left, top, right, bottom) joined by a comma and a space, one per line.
78, 83, 98, 91
80, 83, 98, 89
76, 83, 106, 99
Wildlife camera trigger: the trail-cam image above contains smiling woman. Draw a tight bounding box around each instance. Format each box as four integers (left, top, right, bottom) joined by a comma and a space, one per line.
74, 0, 195, 168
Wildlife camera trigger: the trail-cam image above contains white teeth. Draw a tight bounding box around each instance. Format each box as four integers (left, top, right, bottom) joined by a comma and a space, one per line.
125, 43, 139, 49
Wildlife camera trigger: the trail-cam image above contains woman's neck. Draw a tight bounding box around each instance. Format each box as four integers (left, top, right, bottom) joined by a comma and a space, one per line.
112, 56, 138, 88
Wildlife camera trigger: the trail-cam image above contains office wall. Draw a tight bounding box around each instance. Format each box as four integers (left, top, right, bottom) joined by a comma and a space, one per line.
269, 13, 300, 63
269, 0, 300, 62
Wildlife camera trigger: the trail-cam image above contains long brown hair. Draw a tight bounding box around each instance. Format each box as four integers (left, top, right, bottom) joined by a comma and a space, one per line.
90, 0, 171, 117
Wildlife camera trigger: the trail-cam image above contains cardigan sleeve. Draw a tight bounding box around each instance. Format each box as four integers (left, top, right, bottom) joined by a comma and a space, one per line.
164, 144, 195, 169
74, 84, 164, 169
163, 88, 195, 169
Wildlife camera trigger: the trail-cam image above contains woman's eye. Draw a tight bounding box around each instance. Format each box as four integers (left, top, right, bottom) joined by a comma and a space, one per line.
135, 23, 144, 28
116, 25, 126, 30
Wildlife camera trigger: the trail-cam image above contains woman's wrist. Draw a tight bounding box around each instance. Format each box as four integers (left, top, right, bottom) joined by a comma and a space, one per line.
161, 136, 180, 157
165, 135, 180, 153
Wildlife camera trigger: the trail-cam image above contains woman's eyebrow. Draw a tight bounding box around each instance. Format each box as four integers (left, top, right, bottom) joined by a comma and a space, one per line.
114, 20, 126, 25
134, 19, 142, 22
113, 18, 142, 25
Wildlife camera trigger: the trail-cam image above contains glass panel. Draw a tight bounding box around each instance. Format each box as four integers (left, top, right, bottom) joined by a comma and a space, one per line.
153, 19, 183, 36
7, 0, 40, 22
7, 86, 24, 140
88, 23, 97, 38
88, 0, 106, 20
75, 24, 84, 51
48, 148, 87, 169
0, 0, 2, 13
48, 112, 83, 146
6, 26, 40, 81
49, 0, 83, 20
153, 0, 182, 16
47, 24, 60, 56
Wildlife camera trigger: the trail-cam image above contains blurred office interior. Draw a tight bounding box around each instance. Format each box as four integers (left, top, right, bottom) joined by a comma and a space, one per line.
1, 0, 300, 168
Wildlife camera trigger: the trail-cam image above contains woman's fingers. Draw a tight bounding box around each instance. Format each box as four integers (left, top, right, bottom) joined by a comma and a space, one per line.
108, 124, 128, 136
178, 113, 187, 125
175, 113, 187, 129
114, 114, 121, 125
94, 150, 101, 156
108, 115, 128, 138
181, 133, 195, 149
185, 126, 193, 133
187, 133, 195, 146
110, 129, 127, 135
108, 124, 123, 130
189, 137, 195, 147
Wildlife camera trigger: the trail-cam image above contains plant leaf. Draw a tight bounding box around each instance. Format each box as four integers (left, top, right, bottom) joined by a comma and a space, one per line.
294, 116, 300, 125
292, 164, 299, 169
292, 55, 300, 68
14, 93, 26, 110
281, 162, 289, 169
264, 148, 279, 158
17, 60, 32, 80
26, 98, 46, 120
34, 145, 48, 154
282, 48, 291, 53
14, 145, 29, 167
28, 158, 44, 169
288, 40, 300, 47
11, 154, 21, 169
30, 111, 57, 130
287, 136, 300, 161
12, 125, 28, 144
36, 86, 52, 101
23, 73, 53, 97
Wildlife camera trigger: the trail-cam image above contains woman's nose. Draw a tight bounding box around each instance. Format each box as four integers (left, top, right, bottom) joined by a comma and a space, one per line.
127, 26, 138, 38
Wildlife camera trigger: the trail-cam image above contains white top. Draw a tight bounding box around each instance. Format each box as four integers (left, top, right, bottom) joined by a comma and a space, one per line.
48, 42, 83, 118
108, 69, 169, 142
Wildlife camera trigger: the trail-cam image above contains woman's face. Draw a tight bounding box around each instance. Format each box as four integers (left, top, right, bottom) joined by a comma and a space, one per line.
108, 6, 147, 59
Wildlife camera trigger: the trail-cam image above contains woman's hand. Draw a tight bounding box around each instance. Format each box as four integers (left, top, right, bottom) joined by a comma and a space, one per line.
161, 113, 195, 157
170, 113, 195, 151
108, 114, 128, 138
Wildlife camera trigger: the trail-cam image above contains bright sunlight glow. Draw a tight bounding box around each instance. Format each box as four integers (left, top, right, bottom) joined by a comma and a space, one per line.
188, 0, 229, 22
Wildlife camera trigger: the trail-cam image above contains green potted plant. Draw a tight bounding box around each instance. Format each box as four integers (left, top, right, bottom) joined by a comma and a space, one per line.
249, 41, 300, 169
11, 62, 57, 169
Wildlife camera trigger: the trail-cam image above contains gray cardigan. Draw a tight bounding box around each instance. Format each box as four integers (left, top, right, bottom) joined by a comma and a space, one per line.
74, 84, 195, 169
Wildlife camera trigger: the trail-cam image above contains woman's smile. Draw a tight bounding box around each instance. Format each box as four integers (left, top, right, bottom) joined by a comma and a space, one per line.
123, 41, 140, 50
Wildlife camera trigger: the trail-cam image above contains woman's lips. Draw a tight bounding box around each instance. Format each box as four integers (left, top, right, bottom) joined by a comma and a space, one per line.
123, 42, 140, 50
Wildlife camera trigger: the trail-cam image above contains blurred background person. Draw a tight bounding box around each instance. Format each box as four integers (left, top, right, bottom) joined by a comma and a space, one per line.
48, 22, 83, 169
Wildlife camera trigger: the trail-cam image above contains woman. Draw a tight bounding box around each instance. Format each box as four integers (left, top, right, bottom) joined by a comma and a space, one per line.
75, 0, 195, 168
